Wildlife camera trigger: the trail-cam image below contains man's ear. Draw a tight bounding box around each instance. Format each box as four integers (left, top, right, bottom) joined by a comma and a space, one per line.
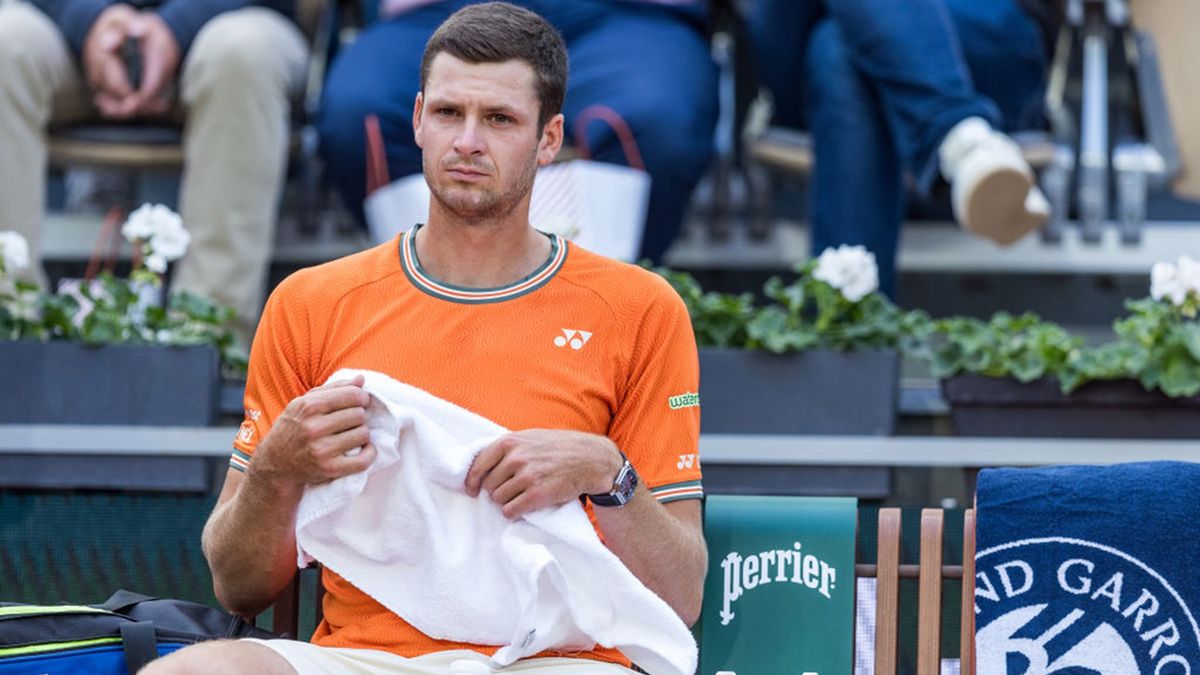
412, 92, 425, 149
537, 112, 565, 167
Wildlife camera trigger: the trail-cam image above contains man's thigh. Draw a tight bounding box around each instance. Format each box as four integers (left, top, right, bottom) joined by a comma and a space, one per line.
141, 639, 296, 674
190, 642, 637, 675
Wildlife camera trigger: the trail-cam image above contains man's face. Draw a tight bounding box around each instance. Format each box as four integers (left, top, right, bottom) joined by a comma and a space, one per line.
414, 53, 562, 221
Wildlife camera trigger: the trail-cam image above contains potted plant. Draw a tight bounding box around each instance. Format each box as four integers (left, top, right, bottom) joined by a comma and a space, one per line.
0, 205, 246, 426
933, 256, 1200, 438
661, 246, 926, 436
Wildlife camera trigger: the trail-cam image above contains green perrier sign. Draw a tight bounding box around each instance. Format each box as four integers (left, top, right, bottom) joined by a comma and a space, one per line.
699, 495, 857, 675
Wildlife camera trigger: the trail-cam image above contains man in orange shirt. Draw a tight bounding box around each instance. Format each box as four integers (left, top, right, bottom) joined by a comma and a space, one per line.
146, 3, 705, 673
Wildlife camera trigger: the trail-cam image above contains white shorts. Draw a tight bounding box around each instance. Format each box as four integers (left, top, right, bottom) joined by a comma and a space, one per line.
245, 640, 639, 675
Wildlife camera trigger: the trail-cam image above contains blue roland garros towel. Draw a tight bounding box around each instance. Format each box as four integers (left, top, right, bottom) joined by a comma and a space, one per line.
975, 461, 1200, 675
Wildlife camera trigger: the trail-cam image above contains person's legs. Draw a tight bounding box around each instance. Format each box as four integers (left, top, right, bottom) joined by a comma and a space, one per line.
804, 19, 903, 297
174, 7, 308, 343
745, 0, 824, 129
0, 1, 93, 287
943, 0, 1047, 133
141, 639, 297, 674
821, 0, 999, 189
825, 0, 1049, 244
317, 3, 468, 224
550, 3, 718, 262
149, 641, 637, 675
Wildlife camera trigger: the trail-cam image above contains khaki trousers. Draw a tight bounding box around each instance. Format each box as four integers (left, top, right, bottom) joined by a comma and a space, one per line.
0, 2, 307, 342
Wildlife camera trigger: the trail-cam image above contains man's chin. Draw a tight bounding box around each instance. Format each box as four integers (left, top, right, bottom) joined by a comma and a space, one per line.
434, 193, 500, 219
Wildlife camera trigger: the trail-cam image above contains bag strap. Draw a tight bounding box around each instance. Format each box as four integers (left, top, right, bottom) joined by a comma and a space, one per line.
98, 589, 157, 614
365, 113, 391, 197
119, 621, 159, 673
84, 206, 137, 281
572, 105, 646, 171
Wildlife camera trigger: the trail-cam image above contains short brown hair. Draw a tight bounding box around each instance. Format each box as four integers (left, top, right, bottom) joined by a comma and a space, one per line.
420, 2, 568, 130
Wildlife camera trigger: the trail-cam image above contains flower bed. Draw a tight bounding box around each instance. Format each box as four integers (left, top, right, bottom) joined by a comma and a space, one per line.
0, 205, 244, 425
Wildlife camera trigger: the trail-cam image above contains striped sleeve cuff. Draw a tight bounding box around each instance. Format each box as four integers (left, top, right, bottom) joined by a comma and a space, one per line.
651, 480, 704, 503
229, 449, 252, 473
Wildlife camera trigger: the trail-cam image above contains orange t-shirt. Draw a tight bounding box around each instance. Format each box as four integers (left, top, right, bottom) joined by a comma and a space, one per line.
230, 228, 704, 666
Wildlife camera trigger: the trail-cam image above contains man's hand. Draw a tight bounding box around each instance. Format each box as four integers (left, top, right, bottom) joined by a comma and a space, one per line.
248, 375, 377, 493
464, 430, 624, 519
83, 6, 180, 119
83, 4, 139, 117
124, 12, 180, 116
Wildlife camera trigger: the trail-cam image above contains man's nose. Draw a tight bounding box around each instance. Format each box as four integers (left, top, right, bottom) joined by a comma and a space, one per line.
453, 118, 485, 156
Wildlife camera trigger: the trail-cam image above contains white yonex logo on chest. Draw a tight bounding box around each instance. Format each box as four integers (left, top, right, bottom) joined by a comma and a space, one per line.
554, 329, 592, 350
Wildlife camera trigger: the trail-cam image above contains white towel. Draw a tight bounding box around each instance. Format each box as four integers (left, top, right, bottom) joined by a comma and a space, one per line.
294, 369, 698, 675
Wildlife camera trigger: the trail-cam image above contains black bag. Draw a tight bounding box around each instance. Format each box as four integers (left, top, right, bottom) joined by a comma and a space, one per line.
0, 590, 278, 674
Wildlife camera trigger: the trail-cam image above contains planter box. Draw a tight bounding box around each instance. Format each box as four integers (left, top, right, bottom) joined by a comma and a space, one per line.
0, 341, 220, 425
699, 348, 899, 435
941, 374, 1200, 438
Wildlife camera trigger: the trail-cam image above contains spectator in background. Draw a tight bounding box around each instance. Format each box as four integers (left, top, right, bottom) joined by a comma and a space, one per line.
750, 0, 1053, 296
318, 0, 718, 262
0, 0, 308, 344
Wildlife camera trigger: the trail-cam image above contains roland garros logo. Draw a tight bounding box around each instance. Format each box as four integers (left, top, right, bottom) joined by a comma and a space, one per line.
975, 538, 1200, 674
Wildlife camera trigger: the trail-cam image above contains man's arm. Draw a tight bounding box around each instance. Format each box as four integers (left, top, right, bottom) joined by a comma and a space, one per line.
202, 376, 376, 617
464, 431, 707, 625
594, 490, 706, 626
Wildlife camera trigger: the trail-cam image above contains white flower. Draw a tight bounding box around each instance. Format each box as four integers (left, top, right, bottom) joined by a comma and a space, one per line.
122, 203, 169, 241
149, 216, 191, 261
0, 231, 30, 274
121, 203, 190, 264
813, 245, 879, 302
1150, 257, 1199, 307
144, 252, 168, 274
1177, 256, 1200, 294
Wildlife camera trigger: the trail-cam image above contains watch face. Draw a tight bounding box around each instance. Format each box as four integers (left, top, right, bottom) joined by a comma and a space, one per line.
591, 458, 638, 507
614, 460, 638, 502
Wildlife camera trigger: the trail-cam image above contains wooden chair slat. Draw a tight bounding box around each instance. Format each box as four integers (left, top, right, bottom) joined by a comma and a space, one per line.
874, 508, 902, 675
917, 509, 945, 675
961, 508, 977, 675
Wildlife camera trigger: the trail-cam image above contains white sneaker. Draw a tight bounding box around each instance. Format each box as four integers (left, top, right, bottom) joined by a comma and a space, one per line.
939, 117, 1049, 245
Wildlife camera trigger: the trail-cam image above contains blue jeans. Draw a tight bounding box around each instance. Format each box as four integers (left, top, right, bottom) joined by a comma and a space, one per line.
318, 0, 717, 262
749, 0, 1046, 295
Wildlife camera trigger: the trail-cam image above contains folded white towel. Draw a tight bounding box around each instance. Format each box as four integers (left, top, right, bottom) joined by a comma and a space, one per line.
294, 368, 697, 675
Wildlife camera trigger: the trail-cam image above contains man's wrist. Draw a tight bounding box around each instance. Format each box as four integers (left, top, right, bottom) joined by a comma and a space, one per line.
586, 446, 639, 508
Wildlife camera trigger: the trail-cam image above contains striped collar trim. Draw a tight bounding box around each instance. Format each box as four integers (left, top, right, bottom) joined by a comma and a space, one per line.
399, 225, 568, 304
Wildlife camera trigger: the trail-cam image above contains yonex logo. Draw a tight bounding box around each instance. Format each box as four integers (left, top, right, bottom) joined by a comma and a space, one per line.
553, 329, 592, 350
677, 454, 698, 470
975, 538, 1199, 675
237, 423, 254, 443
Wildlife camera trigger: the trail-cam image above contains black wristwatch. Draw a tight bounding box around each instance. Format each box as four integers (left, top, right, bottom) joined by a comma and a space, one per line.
587, 451, 639, 507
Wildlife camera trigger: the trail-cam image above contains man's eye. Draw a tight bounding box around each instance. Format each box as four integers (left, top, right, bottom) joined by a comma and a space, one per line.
436, 108, 459, 117
489, 114, 513, 124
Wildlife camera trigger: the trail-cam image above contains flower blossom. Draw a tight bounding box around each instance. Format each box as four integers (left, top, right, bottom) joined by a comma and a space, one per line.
813, 245, 879, 302
0, 231, 30, 275
120, 203, 191, 271
149, 217, 191, 262
1150, 256, 1200, 307
144, 253, 168, 274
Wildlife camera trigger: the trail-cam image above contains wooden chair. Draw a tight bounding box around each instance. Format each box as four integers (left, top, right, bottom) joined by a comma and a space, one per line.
865, 507, 976, 675
268, 507, 978, 673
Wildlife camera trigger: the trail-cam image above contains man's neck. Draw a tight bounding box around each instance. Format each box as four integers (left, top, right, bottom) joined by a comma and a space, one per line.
416, 206, 552, 288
